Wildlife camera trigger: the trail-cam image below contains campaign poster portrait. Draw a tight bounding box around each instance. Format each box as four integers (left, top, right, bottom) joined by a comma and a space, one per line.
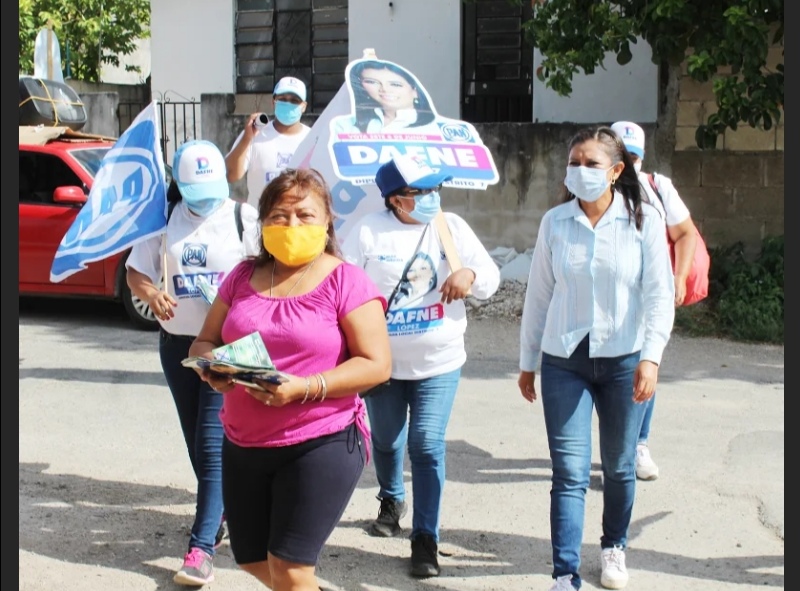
330, 57, 499, 190
288, 54, 499, 241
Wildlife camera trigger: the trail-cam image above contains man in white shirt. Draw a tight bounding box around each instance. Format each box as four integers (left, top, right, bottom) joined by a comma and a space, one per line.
225, 76, 312, 209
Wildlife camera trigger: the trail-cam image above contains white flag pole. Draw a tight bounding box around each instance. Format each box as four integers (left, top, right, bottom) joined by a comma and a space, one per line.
155, 99, 169, 292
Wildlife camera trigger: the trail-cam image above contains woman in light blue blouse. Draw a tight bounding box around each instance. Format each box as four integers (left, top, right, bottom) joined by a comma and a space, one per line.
517, 126, 675, 591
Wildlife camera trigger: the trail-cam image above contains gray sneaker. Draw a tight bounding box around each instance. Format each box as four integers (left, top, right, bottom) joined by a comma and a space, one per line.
368, 496, 408, 537
173, 547, 214, 586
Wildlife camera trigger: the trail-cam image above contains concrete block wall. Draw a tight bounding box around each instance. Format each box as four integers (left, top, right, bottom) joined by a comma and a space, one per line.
80, 86, 781, 260
198, 94, 784, 258
68, 79, 149, 105
672, 41, 784, 256
76, 92, 119, 138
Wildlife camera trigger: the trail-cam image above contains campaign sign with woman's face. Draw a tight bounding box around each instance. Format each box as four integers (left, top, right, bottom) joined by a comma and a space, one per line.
287, 55, 500, 242
359, 67, 422, 115
328, 57, 499, 191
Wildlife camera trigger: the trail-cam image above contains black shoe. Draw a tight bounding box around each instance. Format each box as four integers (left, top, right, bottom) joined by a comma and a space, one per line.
368, 496, 407, 538
410, 534, 440, 578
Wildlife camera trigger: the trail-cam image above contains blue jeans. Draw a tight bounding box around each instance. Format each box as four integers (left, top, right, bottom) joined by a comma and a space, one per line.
638, 393, 655, 443
364, 368, 461, 542
540, 336, 645, 589
160, 330, 225, 556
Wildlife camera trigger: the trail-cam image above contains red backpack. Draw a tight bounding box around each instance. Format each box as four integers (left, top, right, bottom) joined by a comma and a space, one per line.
647, 174, 710, 306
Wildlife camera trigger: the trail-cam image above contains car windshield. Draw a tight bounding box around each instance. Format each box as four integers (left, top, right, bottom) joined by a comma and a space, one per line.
66, 147, 112, 178
65, 146, 173, 182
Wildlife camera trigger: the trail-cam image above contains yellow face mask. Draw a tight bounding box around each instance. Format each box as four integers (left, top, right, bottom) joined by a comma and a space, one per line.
261, 224, 328, 267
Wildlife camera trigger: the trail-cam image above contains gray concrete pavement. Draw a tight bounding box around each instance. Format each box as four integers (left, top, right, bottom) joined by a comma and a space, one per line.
19, 300, 784, 590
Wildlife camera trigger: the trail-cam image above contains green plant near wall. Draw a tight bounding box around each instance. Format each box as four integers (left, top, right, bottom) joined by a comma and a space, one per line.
674, 236, 784, 344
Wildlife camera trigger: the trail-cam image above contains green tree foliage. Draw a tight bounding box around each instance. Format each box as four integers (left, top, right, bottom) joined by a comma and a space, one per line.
520, 0, 783, 148
19, 0, 150, 83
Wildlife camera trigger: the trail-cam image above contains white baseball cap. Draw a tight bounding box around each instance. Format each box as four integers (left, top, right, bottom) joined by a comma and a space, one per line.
273, 76, 307, 102
375, 154, 453, 198
172, 140, 230, 200
610, 121, 646, 159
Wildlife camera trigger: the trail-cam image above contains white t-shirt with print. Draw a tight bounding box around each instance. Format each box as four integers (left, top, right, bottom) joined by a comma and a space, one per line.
638, 170, 691, 226
125, 199, 261, 337
228, 121, 311, 208
340, 209, 500, 380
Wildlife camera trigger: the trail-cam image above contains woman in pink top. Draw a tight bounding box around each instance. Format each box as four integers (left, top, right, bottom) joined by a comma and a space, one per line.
189, 168, 391, 591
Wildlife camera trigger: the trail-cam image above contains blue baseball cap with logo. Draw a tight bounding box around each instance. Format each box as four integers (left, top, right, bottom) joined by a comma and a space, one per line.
375, 154, 453, 198
172, 140, 230, 200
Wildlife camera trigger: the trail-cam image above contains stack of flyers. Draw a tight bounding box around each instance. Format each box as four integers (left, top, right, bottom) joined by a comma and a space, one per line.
181, 332, 289, 389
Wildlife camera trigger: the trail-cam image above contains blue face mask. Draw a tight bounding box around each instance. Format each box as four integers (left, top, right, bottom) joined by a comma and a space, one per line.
183, 196, 224, 217
410, 191, 441, 224
564, 165, 613, 203
274, 101, 303, 126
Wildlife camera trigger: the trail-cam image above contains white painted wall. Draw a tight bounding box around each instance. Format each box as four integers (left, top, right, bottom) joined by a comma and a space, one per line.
147, 1, 657, 128
101, 38, 151, 85
150, 0, 235, 103
348, 0, 462, 119
532, 40, 658, 124
150, 0, 235, 163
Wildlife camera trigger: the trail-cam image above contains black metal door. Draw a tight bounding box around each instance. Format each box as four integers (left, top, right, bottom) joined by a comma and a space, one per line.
461, 0, 533, 123
234, 0, 349, 114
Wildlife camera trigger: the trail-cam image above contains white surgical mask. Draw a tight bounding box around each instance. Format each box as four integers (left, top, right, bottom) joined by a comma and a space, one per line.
274, 101, 303, 126
564, 165, 613, 203
633, 161, 642, 174
183, 195, 225, 217
409, 191, 441, 224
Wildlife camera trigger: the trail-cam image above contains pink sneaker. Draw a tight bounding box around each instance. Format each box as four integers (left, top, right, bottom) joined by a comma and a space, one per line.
173, 547, 214, 586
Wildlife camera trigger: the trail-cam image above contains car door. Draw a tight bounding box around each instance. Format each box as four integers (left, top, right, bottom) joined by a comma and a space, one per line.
18, 148, 106, 290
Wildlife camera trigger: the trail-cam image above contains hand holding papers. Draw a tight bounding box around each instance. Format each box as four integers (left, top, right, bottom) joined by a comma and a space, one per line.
182, 332, 289, 390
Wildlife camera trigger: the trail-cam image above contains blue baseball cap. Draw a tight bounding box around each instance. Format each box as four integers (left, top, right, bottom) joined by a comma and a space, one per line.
375, 154, 453, 198
172, 140, 230, 201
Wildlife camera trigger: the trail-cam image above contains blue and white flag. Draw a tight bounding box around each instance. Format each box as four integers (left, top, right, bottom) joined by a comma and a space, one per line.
50, 101, 167, 283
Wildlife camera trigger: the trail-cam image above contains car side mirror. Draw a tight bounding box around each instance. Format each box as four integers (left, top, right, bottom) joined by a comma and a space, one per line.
53, 186, 87, 205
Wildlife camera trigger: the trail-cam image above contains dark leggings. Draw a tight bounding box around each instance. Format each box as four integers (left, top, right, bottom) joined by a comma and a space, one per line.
223, 423, 365, 566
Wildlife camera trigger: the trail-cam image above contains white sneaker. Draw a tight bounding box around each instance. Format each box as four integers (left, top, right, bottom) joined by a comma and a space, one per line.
549, 574, 576, 591
635, 443, 659, 480
600, 546, 629, 589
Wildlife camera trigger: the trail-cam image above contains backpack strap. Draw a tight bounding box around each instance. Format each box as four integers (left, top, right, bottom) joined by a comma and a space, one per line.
646, 173, 665, 206
234, 201, 244, 242
167, 198, 179, 222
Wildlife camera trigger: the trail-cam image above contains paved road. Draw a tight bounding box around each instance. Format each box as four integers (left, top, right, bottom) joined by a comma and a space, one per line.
19, 297, 784, 591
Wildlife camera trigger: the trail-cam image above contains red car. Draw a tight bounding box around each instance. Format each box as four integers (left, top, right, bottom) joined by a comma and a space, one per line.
19, 126, 159, 330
